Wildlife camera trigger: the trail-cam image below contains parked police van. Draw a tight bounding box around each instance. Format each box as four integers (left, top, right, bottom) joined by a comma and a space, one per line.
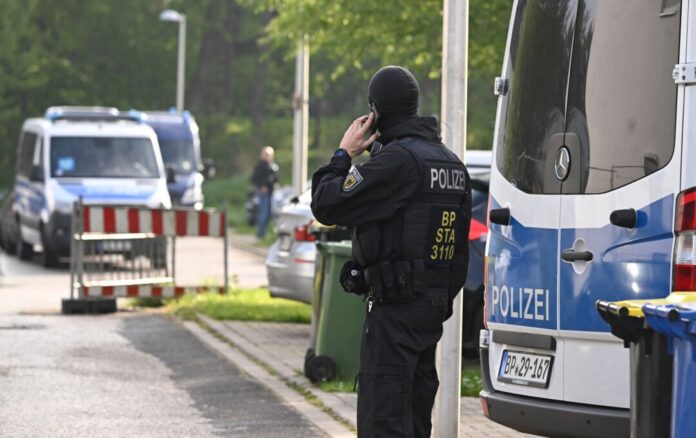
481, 1, 688, 437
135, 110, 215, 210
12, 106, 170, 267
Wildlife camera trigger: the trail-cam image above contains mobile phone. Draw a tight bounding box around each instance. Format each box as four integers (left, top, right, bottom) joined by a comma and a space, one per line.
367, 102, 380, 135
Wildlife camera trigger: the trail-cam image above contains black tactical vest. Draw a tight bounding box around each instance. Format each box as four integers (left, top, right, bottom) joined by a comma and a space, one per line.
352, 137, 470, 303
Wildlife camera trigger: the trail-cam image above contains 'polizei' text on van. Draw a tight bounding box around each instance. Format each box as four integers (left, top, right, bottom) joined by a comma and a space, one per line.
491, 285, 550, 321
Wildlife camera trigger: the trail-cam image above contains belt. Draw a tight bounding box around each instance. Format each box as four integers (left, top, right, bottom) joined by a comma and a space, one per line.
365, 259, 447, 303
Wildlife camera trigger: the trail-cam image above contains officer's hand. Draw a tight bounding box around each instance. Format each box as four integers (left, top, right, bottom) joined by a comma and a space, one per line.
339, 113, 380, 158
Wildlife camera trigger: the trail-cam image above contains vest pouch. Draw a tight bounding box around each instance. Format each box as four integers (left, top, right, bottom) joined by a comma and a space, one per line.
379, 261, 397, 301
394, 261, 415, 302
366, 261, 424, 304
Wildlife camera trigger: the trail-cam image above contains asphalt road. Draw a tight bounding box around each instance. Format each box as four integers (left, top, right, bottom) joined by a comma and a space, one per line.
0, 245, 322, 437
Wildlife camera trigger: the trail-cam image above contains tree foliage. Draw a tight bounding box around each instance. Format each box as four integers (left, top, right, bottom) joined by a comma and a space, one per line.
244, 0, 511, 81
0, 0, 512, 189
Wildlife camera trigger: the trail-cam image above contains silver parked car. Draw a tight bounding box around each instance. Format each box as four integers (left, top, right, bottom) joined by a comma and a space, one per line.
266, 151, 492, 304
266, 189, 317, 303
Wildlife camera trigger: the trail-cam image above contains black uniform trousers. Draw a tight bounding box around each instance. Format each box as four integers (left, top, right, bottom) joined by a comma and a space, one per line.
357, 288, 449, 438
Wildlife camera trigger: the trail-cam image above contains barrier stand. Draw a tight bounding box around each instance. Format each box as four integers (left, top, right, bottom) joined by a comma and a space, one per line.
62, 198, 228, 314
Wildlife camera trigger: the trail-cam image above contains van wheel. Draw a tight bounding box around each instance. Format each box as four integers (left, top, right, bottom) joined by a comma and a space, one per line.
3, 228, 16, 255
41, 228, 59, 268
15, 219, 33, 260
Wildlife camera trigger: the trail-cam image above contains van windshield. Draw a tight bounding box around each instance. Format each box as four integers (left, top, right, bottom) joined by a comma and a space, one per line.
50, 137, 160, 178
159, 139, 197, 174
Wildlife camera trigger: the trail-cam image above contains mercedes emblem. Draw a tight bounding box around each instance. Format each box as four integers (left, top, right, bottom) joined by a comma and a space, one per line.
555, 147, 570, 181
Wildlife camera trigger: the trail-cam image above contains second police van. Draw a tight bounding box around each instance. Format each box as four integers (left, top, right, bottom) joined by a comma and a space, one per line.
480, 1, 690, 437
12, 107, 171, 267
136, 110, 215, 210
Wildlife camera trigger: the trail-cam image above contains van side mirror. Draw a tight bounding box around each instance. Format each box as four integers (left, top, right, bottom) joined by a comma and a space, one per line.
165, 165, 178, 184
30, 165, 44, 182
202, 158, 216, 179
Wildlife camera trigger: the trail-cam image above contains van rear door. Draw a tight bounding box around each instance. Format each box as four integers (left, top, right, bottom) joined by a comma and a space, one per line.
557, 0, 682, 406
486, 0, 579, 401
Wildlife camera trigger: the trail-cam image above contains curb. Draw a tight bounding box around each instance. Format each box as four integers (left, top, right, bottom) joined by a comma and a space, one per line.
182, 315, 355, 437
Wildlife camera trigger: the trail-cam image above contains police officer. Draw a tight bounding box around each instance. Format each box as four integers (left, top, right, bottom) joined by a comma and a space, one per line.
311, 65, 471, 438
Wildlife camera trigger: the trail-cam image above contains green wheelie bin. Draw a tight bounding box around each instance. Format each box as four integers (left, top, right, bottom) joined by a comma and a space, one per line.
304, 240, 366, 382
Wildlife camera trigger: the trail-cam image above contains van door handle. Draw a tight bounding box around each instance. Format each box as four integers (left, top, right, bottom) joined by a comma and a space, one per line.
561, 250, 593, 262
610, 208, 637, 229
489, 208, 511, 226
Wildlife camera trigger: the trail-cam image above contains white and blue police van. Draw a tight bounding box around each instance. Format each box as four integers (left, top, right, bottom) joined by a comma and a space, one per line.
12, 106, 170, 266
134, 110, 215, 210
480, 1, 691, 437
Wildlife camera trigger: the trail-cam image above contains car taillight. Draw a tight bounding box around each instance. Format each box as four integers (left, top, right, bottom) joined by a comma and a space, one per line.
483, 255, 489, 328
673, 188, 696, 291
469, 218, 488, 241
294, 224, 316, 242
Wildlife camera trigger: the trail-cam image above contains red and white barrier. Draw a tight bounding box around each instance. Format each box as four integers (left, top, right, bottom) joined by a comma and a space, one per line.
83, 285, 226, 298
82, 206, 226, 237
65, 201, 230, 311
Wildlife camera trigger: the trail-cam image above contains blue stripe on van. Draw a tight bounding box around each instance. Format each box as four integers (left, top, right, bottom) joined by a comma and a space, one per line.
486, 198, 559, 330
15, 178, 46, 213
559, 194, 674, 332
59, 183, 155, 201
486, 194, 674, 333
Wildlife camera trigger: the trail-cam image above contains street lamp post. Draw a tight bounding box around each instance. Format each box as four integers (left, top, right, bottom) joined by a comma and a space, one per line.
433, 0, 468, 437
159, 9, 187, 113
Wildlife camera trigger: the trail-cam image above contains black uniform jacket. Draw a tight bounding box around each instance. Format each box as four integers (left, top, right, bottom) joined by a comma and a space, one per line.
311, 117, 470, 307
311, 117, 444, 227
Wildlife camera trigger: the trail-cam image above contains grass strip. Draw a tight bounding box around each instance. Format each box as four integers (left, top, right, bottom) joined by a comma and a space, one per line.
461, 365, 483, 397
317, 367, 482, 397
317, 379, 357, 393
166, 289, 311, 324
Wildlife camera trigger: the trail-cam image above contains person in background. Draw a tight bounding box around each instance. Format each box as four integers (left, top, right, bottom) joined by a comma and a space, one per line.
251, 146, 278, 239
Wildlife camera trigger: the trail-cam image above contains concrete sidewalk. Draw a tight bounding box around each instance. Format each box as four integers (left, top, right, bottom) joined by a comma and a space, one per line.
195, 315, 533, 437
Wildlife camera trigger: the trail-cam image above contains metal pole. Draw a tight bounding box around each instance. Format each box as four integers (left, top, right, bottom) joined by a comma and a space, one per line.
69, 199, 78, 300
176, 15, 187, 113
433, 0, 468, 437
77, 197, 85, 300
171, 236, 176, 284
292, 35, 309, 196
223, 204, 229, 294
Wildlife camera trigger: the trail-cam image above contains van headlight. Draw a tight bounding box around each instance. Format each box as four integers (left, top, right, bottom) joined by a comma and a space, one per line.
55, 200, 74, 215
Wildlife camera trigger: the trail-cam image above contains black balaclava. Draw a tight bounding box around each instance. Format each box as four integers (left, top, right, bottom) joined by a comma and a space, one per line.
368, 66, 420, 133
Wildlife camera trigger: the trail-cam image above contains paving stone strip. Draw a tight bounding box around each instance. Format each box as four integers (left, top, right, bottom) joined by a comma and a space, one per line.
198, 315, 358, 429
183, 319, 353, 437
193, 315, 535, 437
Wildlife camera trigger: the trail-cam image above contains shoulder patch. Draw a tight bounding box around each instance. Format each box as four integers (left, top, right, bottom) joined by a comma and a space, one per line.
342, 166, 364, 192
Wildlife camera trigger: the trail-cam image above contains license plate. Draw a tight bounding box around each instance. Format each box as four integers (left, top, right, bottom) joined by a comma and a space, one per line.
498, 350, 553, 388
99, 241, 132, 252
279, 235, 292, 252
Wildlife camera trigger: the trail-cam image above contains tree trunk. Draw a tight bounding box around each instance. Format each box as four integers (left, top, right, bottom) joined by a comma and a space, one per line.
250, 11, 271, 147
188, 2, 219, 112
